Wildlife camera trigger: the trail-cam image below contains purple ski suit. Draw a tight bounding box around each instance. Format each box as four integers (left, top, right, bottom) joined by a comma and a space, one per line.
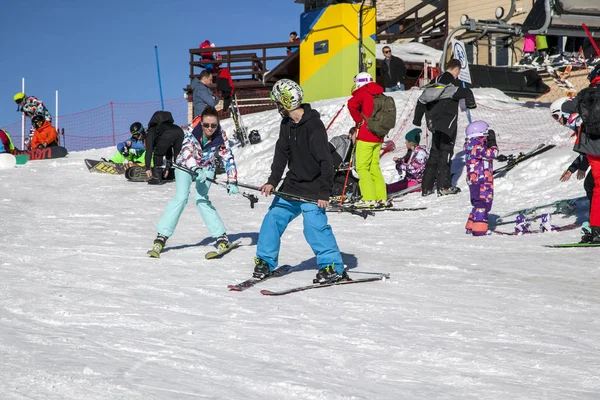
464, 136, 499, 236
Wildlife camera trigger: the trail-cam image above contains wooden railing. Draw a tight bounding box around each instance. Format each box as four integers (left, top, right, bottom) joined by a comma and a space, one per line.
189, 42, 295, 89
376, 0, 447, 43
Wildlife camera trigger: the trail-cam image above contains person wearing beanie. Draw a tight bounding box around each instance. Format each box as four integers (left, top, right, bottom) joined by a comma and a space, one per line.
387, 128, 428, 195
463, 120, 499, 236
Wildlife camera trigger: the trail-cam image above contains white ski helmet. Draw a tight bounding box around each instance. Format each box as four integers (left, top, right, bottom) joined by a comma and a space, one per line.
465, 120, 489, 138
550, 97, 570, 120
353, 72, 373, 91
270, 79, 304, 111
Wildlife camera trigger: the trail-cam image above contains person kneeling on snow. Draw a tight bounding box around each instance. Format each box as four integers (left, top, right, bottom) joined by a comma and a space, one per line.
464, 121, 499, 236
30, 114, 58, 149
329, 127, 359, 199
386, 128, 428, 195
110, 122, 147, 164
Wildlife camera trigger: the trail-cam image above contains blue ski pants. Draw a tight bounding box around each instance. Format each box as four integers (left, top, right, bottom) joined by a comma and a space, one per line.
157, 168, 226, 239
256, 196, 344, 274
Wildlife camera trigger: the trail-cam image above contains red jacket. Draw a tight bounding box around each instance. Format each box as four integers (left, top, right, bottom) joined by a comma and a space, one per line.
347, 82, 385, 143
217, 68, 235, 95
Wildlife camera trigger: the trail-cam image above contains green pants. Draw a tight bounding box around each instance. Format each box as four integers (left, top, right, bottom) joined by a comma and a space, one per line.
356, 140, 386, 201
109, 151, 146, 164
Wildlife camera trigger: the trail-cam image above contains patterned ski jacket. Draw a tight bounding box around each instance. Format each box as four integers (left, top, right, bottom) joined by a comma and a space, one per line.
176, 124, 237, 183
21, 96, 52, 121
464, 137, 499, 185
395, 145, 428, 182
0, 129, 15, 153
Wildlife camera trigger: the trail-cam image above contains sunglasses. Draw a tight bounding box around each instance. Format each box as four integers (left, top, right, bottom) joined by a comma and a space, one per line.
202, 123, 218, 129
552, 114, 561, 121
383, 50, 391, 54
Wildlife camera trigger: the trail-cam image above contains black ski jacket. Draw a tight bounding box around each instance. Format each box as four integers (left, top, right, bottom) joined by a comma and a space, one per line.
267, 104, 334, 201
572, 87, 600, 157
144, 111, 184, 169
568, 154, 590, 173
380, 56, 407, 89
412, 72, 476, 137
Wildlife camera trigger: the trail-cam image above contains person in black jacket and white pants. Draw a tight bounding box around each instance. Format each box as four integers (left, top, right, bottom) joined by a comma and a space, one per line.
380, 46, 406, 92
252, 79, 346, 284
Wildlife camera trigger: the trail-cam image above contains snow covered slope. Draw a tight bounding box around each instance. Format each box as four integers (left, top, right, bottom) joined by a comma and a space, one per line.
1, 89, 598, 399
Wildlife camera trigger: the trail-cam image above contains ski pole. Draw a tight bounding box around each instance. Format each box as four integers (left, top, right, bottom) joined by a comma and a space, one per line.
326, 104, 345, 131
172, 163, 259, 209
234, 181, 374, 219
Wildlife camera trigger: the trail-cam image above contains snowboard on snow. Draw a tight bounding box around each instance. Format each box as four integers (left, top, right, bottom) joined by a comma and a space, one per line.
493, 144, 555, 177
387, 183, 422, 200
544, 242, 600, 248
15, 154, 29, 165
0, 153, 17, 169
492, 223, 581, 236
125, 165, 175, 182
494, 197, 585, 225
85, 159, 126, 175
11, 146, 68, 160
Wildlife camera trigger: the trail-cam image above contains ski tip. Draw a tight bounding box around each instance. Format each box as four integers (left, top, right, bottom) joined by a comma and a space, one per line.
260, 289, 275, 296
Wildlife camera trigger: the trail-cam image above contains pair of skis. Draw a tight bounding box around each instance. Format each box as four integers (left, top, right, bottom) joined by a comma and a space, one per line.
228, 266, 390, 296
493, 143, 556, 177
230, 94, 248, 147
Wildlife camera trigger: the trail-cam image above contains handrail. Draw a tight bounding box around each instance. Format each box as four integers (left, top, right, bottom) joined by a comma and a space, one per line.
376, 0, 444, 34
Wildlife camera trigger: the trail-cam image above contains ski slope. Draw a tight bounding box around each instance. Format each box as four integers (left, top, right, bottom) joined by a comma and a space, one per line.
1, 89, 599, 399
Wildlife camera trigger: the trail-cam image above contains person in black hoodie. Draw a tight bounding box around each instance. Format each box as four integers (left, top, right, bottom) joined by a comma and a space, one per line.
413, 58, 477, 196
144, 111, 185, 185
252, 78, 346, 284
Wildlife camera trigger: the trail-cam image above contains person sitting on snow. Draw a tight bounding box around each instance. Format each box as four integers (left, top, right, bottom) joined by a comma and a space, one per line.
0, 129, 16, 153
329, 127, 359, 199
386, 128, 428, 196
109, 122, 147, 164
30, 114, 58, 149
463, 120, 499, 236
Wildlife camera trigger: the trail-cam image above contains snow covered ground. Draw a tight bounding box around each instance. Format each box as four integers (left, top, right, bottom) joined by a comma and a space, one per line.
1, 89, 599, 399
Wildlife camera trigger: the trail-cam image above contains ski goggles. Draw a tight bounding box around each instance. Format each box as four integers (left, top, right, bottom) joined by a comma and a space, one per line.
202, 123, 218, 129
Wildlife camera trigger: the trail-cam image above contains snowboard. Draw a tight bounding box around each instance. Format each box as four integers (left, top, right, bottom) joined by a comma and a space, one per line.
544, 242, 600, 248
85, 159, 126, 175
494, 197, 585, 224
205, 241, 241, 260
15, 154, 29, 165
11, 146, 68, 160
125, 165, 175, 182
493, 144, 555, 177
0, 153, 17, 169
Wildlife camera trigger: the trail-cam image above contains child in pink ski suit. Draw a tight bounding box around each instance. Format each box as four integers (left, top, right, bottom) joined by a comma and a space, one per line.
387, 128, 428, 194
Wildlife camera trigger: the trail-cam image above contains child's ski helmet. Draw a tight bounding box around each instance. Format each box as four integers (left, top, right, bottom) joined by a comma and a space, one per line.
248, 129, 261, 144
353, 72, 373, 91
465, 120, 489, 138
550, 97, 571, 121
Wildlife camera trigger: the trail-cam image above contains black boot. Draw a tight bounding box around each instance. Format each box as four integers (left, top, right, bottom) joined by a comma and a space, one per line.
253, 258, 272, 279
591, 227, 600, 244
147, 167, 162, 185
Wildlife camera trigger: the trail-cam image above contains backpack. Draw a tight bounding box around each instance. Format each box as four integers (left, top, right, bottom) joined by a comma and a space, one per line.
577, 88, 600, 136
361, 94, 397, 138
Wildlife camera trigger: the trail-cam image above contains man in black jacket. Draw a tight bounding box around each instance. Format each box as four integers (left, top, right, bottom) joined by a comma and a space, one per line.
413, 58, 476, 196
252, 78, 345, 284
144, 111, 184, 185
380, 46, 406, 92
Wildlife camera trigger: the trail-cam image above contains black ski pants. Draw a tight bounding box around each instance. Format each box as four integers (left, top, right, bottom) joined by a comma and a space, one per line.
585, 170, 595, 215
151, 129, 183, 171
421, 130, 456, 191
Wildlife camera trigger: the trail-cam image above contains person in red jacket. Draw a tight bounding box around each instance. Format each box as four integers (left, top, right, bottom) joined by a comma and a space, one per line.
216, 68, 235, 112
30, 115, 58, 149
347, 72, 387, 206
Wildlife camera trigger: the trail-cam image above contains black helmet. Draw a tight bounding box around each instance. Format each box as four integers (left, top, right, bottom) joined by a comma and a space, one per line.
248, 129, 261, 144
32, 114, 45, 128
130, 122, 145, 139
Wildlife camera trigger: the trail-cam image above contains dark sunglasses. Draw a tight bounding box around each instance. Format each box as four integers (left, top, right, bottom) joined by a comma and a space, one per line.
202, 123, 218, 129
383, 50, 391, 54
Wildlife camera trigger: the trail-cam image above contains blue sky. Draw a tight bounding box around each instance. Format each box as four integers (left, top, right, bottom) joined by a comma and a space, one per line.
0, 0, 303, 126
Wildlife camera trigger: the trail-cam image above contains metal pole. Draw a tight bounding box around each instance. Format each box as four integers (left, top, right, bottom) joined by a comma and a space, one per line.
110, 101, 116, 146
55, 90, 60, 146
358, 0, 366, 73
21, 78, 25, 149
155, 45, 165, 111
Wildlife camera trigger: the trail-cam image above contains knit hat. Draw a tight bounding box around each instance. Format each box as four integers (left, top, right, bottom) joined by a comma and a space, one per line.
405, 128, 421, 144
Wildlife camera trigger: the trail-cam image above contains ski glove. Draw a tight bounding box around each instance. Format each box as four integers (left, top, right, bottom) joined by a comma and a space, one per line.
227, 183, 239, 196
487, 129, 498, 148
191, 167, 207, 183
